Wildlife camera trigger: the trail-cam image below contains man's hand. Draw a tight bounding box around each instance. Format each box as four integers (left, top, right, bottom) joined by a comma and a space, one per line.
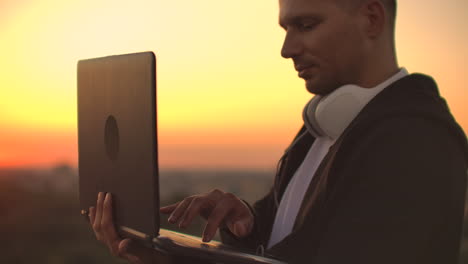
89, 192, 155, 264
160, 189, 254, 242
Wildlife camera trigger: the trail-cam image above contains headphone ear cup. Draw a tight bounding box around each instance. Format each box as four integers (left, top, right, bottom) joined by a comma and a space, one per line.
303, 96, 326, 138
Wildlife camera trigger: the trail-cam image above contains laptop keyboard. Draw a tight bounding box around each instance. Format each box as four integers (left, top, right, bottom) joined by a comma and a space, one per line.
154, 229, 287, 264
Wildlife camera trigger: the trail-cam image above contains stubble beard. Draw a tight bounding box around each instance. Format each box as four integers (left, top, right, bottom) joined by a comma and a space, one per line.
305, 76, 338, 96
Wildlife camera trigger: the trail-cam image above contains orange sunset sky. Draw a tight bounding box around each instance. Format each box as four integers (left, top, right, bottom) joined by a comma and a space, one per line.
0, 0, 467, 170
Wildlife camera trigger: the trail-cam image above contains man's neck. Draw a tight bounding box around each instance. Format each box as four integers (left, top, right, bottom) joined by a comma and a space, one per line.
357, 53, 399, 88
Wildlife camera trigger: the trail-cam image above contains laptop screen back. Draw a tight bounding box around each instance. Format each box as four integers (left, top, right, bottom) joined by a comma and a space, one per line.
77, 52, 159, 241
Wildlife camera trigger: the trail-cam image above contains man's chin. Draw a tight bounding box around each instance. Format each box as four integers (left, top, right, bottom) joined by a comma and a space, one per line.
305, 78, 338, 95
304, 77, 335, 95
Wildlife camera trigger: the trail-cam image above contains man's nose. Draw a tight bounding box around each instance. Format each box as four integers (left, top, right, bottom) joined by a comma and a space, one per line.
281, 32, 302, 59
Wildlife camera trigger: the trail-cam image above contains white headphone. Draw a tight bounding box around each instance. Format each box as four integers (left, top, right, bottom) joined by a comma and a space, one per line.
303, 84, 381, 140
281, 83, 375, 155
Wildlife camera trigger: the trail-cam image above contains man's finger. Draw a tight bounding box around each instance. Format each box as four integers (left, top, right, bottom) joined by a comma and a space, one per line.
118, 238, 132, 255
160, 203, 179, 214
178, 197, 206, 228
101, 193, 120, 244
119, 239, 144, 264
226, 204, 254, 237
202, 200, 233, 242
227, 216, 252, 238
167, 198, 192, 224
89, 206, 96, 225
93, 192, 105, 239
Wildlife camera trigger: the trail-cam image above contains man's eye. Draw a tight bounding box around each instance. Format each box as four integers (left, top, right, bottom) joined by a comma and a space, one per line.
298, 23, 316, 31
296, 19, 321, 32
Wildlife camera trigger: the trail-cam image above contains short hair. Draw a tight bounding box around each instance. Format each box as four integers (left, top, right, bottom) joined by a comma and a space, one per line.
383, 0, 397, 26
338, 0, 397, 29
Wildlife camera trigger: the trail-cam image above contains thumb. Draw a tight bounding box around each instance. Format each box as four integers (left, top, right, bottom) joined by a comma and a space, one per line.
119, 239, 144, 264
230, 218, 252, 238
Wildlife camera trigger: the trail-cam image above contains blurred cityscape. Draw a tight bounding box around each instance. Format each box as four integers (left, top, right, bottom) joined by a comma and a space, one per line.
0, 164, 274, 263
0, 164, 467, 263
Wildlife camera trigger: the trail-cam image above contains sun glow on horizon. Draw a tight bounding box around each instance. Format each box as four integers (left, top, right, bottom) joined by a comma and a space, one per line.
1, 0, 467, 169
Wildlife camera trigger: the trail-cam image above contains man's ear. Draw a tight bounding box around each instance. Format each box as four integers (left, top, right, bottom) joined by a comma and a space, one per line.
360, 0, 386, 39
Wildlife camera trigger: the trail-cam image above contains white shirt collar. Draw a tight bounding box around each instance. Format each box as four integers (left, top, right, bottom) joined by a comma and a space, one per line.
304, 68, 409, 140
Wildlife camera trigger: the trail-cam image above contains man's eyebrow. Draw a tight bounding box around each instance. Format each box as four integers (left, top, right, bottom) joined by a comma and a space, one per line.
279, 14, 322, 29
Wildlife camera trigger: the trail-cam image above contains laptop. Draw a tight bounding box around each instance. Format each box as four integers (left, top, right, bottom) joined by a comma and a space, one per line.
77, 52, 286, 264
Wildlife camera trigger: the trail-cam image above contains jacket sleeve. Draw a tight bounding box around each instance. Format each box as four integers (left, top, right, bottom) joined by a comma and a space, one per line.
311, 117, 467, 264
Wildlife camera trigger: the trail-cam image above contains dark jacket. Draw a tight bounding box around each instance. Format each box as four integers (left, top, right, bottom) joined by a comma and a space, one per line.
221, 74, 468, 264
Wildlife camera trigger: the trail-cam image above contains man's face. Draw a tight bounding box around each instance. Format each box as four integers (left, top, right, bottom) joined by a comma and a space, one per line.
279, 0, 367, 95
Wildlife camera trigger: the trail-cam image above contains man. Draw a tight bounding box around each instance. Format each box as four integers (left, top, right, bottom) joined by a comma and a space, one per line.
89, 0, 468, 263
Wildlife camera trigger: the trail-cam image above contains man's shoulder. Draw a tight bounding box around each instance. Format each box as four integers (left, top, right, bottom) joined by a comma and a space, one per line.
358, 73, 451, 123
338, 73, 468, 161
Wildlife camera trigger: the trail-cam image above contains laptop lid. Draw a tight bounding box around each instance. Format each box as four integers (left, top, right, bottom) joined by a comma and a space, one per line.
77, 51, 159, 242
